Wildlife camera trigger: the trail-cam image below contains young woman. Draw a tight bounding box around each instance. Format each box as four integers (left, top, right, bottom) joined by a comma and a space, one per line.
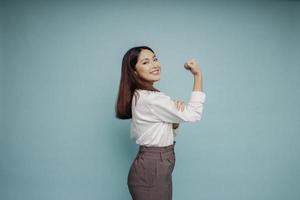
115, 46, 206, 200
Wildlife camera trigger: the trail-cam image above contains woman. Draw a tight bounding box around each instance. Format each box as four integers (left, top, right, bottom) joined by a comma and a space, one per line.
115, 46, 206, 200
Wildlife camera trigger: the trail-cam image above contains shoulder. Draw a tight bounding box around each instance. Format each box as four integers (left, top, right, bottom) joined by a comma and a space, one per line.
136, 90, 172, 106
134, 89, 171, 105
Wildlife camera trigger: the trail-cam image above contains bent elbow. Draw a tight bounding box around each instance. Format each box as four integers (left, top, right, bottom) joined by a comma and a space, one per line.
183, 113, 203, 123
190, 115, 202, 122
184, 106, 204, 122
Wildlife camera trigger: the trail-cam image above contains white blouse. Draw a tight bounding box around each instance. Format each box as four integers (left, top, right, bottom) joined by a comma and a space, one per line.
130, 89, 206, 147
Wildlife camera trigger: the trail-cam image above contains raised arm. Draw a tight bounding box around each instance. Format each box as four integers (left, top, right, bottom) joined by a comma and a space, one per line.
147, 58, 206, 123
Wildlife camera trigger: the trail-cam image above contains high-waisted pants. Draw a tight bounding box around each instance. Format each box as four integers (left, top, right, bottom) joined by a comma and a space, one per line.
127, 141, 176, 200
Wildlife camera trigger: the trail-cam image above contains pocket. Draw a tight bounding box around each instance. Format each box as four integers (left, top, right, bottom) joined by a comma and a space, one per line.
155, 158, 173, 186
170, 156, 176, 173
167, 152, 176, 173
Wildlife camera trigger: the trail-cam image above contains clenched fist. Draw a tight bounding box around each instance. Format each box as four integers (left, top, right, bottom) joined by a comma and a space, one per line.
184, 58, 202, 76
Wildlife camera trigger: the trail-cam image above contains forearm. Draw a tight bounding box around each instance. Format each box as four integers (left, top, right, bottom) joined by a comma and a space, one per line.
192, 74, 203, 92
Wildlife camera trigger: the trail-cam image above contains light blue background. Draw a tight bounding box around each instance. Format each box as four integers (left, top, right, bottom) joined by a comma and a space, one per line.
1, 0, 299, 200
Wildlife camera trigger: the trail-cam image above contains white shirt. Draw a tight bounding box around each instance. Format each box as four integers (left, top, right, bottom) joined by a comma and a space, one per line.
130, 89, 206, 147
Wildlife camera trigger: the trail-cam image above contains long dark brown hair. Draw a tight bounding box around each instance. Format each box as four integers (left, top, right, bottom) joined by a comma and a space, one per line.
115, 46, 160, 119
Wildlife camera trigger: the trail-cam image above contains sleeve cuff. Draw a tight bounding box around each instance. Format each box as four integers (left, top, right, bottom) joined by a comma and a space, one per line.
190, 91, 206, 103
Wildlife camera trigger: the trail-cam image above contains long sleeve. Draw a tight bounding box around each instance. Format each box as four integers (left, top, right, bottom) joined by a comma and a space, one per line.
146, 91, 206, 123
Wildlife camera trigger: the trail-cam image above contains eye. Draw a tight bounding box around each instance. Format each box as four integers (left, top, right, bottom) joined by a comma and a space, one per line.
142, 58, 158, 65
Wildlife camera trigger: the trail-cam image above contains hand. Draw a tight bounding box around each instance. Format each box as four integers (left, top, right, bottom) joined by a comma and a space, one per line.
184, 58, 202, 76
172, 123, 179, 129
174, 100, 186, 112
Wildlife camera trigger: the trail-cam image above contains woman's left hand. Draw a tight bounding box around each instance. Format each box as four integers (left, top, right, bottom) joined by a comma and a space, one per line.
172, 123, 179, 129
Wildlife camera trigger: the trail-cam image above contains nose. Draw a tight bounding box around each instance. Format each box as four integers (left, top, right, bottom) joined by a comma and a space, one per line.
154, 62, 160, 68
153, 66, 160, 71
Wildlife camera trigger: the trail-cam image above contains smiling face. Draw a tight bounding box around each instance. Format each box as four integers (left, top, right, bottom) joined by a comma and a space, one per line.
134, 49, 161, 85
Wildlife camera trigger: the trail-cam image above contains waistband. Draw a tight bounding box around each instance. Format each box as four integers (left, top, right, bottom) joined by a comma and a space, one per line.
136, 141, 176, 161
139, 141, 176, 153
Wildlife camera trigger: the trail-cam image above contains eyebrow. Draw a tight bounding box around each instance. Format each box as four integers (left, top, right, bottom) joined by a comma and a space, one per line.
141, 55, 156, 62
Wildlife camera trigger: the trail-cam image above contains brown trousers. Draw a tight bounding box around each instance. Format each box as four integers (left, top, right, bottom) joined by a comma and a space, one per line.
127, 141, 176, 200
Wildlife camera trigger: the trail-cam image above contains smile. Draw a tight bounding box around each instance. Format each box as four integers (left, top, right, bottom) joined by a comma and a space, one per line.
150, 70, 160, 75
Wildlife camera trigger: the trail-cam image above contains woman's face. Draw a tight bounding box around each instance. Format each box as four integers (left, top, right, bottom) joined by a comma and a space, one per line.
134, 49, 161, 85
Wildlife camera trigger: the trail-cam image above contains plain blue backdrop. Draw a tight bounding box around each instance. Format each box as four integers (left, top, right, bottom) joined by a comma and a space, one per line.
1, 0, 299, 199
